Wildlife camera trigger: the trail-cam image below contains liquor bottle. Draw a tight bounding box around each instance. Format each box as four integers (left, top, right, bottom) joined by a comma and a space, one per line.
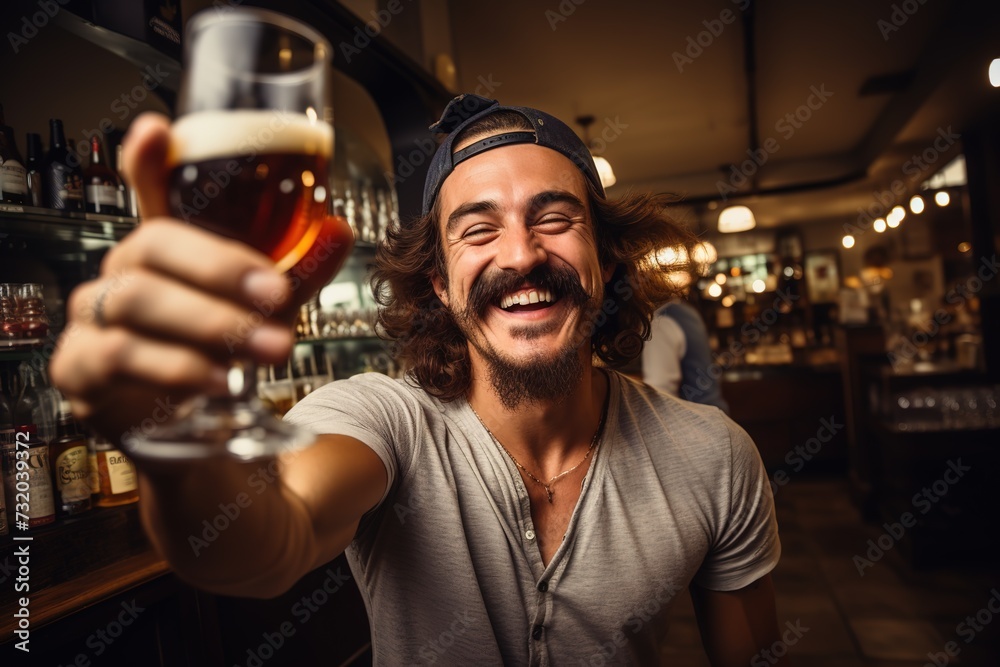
83, 134, 124, 216
42, 119, 84, 211
25, 132, 44, 207
13, 424, 56, 527
95, 441, 139, 507
50, 401, 92, 517
15, 363, 57, 446
116, 142, 138, 217
0, 104, 29, 205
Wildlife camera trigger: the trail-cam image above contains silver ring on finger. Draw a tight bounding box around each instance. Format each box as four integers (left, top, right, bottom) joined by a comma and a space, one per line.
92, 284, 112, 328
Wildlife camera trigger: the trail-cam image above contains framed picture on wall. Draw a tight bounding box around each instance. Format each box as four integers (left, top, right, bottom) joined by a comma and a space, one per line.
804, 250, 841, 304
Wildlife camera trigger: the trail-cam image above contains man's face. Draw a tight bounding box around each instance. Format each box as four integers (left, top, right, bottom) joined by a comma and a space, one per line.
432, 143, 612, 404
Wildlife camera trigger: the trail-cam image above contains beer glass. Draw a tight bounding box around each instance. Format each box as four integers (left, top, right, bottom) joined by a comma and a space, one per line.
124, 8, 353, 460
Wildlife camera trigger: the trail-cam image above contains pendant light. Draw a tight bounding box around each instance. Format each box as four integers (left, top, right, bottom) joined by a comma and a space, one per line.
576, 115, 617, 188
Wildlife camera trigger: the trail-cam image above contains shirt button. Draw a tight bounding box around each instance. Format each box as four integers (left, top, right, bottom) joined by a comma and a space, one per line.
525, 529, 535, 540
537, 580, 548, 592
532, 625, 544, 640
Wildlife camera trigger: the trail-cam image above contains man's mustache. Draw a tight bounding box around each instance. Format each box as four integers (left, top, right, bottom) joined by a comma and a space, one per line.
466, 264, 591, 318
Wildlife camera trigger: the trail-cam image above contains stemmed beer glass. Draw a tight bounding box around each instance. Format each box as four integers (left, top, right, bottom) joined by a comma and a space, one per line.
124, 8, 353, 460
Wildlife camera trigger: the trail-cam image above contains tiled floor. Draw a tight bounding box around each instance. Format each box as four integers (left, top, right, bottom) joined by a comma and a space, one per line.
662, 476, 1000, 666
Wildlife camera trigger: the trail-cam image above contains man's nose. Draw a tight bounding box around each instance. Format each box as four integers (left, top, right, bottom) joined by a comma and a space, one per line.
494, 225, 547, 275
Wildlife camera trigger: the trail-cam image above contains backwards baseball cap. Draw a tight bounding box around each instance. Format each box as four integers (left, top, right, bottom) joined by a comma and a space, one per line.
421, 94, 605, 215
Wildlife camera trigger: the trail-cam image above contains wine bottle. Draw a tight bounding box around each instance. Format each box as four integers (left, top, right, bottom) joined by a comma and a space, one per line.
42, 118, 84, 211
25, 132, 44, 207
0, 104, 29, 205
83, 134, 124, 216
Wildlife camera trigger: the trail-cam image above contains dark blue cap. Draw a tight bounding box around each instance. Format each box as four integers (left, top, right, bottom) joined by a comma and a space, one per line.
421, 94, 605, 216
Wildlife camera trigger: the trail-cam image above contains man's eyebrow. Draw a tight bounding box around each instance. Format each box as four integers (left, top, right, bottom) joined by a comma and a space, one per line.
527, 190, 586, 215
445, 200, 501, 236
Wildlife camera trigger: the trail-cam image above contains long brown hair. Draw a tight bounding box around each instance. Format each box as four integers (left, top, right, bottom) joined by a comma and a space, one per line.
371, 115, 695, 401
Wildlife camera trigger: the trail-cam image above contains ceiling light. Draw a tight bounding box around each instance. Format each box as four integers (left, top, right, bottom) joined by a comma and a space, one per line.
721, 295, 735, 307
691, 241, 718, 266
718, 205, 756, 233
842, 234, 855, 249
654, 245, 688, 268
991, 58, 1000, 87
873, 218, 886, 233
887, 207, 904, 227
576, 114, 616, 189
751, 279, 766, 293
707, 283, 723, 298
591, 155, 616, 188
715, 273, 727, 285
783, 266, 794, 277
935, 191, 950, 207
909, 195, 924, 214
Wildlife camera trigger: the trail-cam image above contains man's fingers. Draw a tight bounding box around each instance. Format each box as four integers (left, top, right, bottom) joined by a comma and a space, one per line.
121, 112, 172, 219
101, 218, 290, 313
50, 326, 230, 418
69, 271, 293, 363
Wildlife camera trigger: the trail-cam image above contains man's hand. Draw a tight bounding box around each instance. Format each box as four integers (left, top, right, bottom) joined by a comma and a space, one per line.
49, 113, 344, 443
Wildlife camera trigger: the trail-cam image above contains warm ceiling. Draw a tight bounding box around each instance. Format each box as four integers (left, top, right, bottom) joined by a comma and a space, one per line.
448, 0, 1000, 231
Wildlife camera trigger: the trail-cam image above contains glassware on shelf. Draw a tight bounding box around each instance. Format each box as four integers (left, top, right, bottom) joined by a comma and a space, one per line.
0, 283, 23, 340
17, 283, 49, 338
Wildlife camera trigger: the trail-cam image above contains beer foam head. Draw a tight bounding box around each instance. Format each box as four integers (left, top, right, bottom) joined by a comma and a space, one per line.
169, 110, 334, 165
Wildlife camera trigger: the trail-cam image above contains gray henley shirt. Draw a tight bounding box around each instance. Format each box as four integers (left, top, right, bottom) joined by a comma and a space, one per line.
285, 370, 780, 666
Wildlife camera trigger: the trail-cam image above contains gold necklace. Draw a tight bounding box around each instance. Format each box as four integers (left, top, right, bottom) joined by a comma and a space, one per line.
469, 401, 607, 504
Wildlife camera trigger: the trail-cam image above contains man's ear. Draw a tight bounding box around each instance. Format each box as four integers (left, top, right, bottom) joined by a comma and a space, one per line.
602, 262, 615, 284
431, 273, 450, 306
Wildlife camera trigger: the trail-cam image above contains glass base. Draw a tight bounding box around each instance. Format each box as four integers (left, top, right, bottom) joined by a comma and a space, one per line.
121, 396, 313, 461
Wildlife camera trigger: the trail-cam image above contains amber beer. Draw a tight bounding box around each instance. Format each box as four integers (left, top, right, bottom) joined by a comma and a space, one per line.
168, 110, 339, 271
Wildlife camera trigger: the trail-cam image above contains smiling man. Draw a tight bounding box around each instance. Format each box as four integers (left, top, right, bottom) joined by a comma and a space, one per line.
52, 94, 784, 666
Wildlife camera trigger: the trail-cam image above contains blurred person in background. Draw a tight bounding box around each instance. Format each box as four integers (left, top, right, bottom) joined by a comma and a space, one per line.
643, 293, 730, 413
52, 94, 784, 666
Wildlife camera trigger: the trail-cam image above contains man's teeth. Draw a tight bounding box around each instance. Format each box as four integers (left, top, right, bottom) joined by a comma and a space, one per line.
500, 289, 555, 309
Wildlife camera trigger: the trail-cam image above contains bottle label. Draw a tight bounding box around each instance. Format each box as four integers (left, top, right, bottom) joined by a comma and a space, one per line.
26, 444, 56, 525
46, 162, 84, 210
1, 159, 28, 195
56, 444, 91, 503
106, 450, 138, 494
86, 184, 119, 208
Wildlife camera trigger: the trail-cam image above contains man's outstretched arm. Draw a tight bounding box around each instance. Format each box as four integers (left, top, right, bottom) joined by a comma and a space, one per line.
690, 574, 791, 667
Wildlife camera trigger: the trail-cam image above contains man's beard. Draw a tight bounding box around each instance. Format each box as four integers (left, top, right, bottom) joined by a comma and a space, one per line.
450, 264, 600, 410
